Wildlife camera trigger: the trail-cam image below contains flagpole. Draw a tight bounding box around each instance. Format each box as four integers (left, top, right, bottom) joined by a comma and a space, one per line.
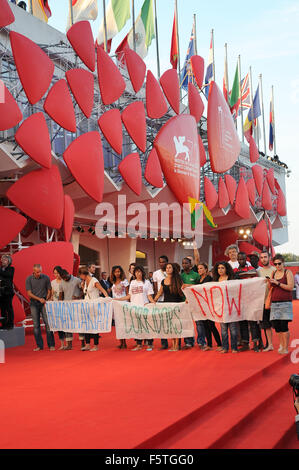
212, 29, 215, 80
272, 85, 277, 155
249, 66, 256, 142
238, 55, 244, 142
132, 0, 136, 52
193, 14, 198, 55
69, 0, 74, 26
259, 74, 267, 157
102, 0, 108, 52
224, 43, 229, 96
175, 0, 181, 80
154, 0, 160, 78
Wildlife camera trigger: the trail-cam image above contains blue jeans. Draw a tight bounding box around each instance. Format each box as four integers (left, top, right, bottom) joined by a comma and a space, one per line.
30, 302, 55, 349
195, 320, 207, 346
220, 322, 238, 351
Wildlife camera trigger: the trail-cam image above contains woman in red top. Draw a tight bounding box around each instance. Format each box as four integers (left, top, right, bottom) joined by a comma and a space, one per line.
269, 254, 294, 354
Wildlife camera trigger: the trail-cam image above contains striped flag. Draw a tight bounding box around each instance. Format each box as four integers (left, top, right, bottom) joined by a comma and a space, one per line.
204, 31, 214, 98
269, 97, 274, 151
97, 0, 131, 50
32, 0, 51, 23
170, 8, 178, 69
243, 85, 261, 142
67, 0, 98, 30
180, 22, 195, 90
223, 51, 229, 104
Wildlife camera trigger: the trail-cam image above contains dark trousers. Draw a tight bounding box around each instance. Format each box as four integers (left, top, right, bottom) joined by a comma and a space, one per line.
58, 331, 65, 340
203, 320, 222, 347
137, 339, 153, 345
240, 320, 260, 342
30, 302, 55, 349
85, 333, 99, 345
0, 295, 14, 328
161, 339, 168, 348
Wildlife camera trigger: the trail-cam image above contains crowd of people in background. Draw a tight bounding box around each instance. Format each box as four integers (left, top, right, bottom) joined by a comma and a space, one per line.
0, 245, 296, 356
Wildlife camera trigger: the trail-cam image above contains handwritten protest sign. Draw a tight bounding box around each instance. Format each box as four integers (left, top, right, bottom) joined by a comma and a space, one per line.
45, 298, 113, 333
184, 277, 266, 323
113, 301, 195, 339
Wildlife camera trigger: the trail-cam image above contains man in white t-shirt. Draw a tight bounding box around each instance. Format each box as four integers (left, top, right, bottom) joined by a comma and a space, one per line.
225, 244, 251, 270
153, 255, 168, 349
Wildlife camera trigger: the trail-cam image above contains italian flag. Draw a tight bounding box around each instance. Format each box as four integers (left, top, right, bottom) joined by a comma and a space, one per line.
116, 0, 155, 60
97, 0, 131, 47
229, 63, 240, 118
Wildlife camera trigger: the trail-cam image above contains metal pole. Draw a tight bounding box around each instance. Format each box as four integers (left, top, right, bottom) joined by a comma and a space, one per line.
193, 14, 198, 55
69, 0, 74, 26
224, 43, 229, 99
102, 0, 108, 52
249, 66, 256, 142
154, 0, 160, 78
30, 0, 33, 15
132, 0, 136, 52
259, 74, 267, 156
272, 85, 277, 155
238, 55, 244, 142
175, 0, 181, 98
212, 29, 215, 81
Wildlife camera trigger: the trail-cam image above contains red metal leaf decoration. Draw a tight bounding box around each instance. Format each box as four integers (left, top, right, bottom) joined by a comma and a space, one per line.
249, 136, 259, 163
238, 241, 262, 256
266, 168, 275, 194
63, 195, 75, 242
0, 82, 22, 131
218, 177, 229, 209
12, 296, 26, 325
190, 55, 205, 88
207, 81, 240, 173
15, 113, 52, 169
98, 109, 123, 155
0, 0, 15, 28
10, 31, 54, 105
118, 153, 142, 195
251, 164, 264, 196
146, 70, 168, 119
67, 21, 95, 72
235, 177, 251, 219
97, 45, 125, 105
252, 219, 269, 246
0, 207, 26, 250
66, 68, 94, 118
63, 131, 104, 203
121, 101, 147, 152
198, 134, 206, 166
159, 69, 180, 114
224, 174, 237, 205
188, 82, 204, 123
144, 148, 164, 188
44, 79, 76, 132
12, 242, 74, 300
261, 180, 272, 211
204, 177, 218, 210
125, 48, 146, 93
246, 178, 256, 206
6, 166, 64, 229
277, 188, 287, 216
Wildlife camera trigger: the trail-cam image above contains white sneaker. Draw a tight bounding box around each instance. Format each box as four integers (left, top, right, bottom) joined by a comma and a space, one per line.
263, 345, 274, 352
278, 345, 283, 353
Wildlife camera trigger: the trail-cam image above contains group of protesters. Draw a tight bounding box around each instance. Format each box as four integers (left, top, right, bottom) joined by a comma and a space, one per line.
0, 243, 295, 355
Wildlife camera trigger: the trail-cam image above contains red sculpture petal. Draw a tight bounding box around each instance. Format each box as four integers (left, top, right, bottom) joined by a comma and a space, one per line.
198, 134, 206, 166
144, 148, 164, 188
188, 83, 204, 123
274, 178, 281, 191
251, 165, 264, 196
15, 113, 52, 169
204, 177, 218, 210
44, 79, 76, 132
98, 109, 123, 155
0, 0, 15, 28
63, 132, 104, 202
121, 101, 147, 152
63, 195, 75, 242
12, 296, 26, 325
0, 207, 27, 250
66, 68, 94, 118
277, 188, 287, 216
207, 81, 241, 173
266, 168, 275, 194
235, 177, 251, 219
97, 45, 125, 105
10, 31, 54, 105
252, 219, 269, 246
261, 180, 272, 211
246, 178, 256, 206
12, 242, 74, 300
159, 69, 180, 114
249, 136, 259, 163
0, 82, 22, 131
67, 21, 95, 72
224, 174, 237, 205
6, 166, 64, 229
125, 49, 146, 93
191, 55, 205, 88
146, 70, 168, 119
118, 153, 142, 195
218, 177, 229, 209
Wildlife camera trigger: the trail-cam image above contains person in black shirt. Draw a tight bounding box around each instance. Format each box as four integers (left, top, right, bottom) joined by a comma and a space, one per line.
0, 255, 15, 330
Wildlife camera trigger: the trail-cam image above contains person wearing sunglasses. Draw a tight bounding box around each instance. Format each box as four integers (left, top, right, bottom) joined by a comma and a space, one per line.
268, 254, 294, 354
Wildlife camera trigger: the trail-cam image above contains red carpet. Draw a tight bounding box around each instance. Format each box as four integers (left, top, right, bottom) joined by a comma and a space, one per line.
1, 302, 299, 449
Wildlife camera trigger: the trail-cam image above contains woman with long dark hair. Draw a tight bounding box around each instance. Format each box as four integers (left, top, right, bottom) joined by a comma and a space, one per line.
212, 261, 238, 353
50, 265, 65, 350
0, 255, 15, 330
111, 265, 130, 349
154, 263, 184, 351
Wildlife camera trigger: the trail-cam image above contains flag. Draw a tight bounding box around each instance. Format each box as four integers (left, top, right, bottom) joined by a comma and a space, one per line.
170, 9, 178, 69
32, 0, 51, 23
269, 97, 274, 151
96, 0, 131, 50
67, 0, 98, 30
180, 23, 195, 90
115, 0, 155, 61
223, 54, 229, 104
248, 85, 261, 122
229, 63, 240, 116
189, 198, 217, 229
204, 32, 214, 98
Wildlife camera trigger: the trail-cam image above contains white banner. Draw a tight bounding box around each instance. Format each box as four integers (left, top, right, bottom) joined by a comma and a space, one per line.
184, 278, 266, 323
113, 301, 195, 339
45, 298, 113, 333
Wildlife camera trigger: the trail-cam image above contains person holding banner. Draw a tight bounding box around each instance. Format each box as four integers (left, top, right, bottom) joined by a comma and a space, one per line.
50, 266, 66, 350
181, 257, 201, 349
78, 268, 109, 351
111, 265, 130, 349
212, 261, 238, 353
154, 263, 184, 352
153, 255, 168, 349
59, 270, 83, 350
258, 251, 276, 351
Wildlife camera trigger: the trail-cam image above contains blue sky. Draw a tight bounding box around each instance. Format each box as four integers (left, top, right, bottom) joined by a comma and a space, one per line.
46, 0, 299, 254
